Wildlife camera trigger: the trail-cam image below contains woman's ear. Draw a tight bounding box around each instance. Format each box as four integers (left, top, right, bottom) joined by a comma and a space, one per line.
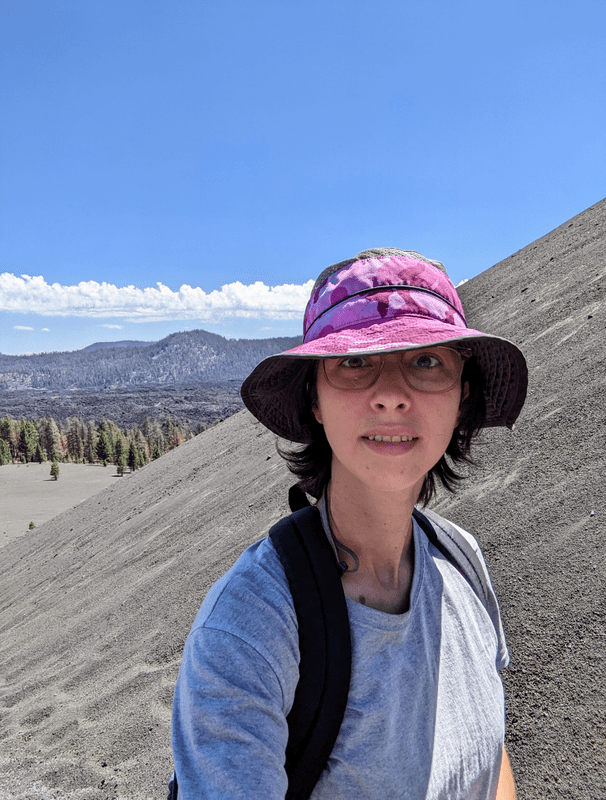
312, 402, 323, 425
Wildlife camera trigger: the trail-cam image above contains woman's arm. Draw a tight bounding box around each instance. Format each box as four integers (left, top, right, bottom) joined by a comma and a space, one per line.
172, 626, 292, 799
495, 748, 517, 800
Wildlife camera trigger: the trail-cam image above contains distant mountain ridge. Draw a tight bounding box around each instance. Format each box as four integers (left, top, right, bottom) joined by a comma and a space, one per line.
79, 340, 155, 352
0, 329, 302, 390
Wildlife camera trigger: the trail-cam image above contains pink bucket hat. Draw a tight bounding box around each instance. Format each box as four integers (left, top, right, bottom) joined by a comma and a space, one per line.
241, 248, 528, 442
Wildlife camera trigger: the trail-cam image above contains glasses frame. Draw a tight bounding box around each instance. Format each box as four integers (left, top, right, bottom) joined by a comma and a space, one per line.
322, 346, 472, 394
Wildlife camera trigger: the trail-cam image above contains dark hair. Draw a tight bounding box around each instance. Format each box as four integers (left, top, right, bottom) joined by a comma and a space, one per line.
278, 355, 486, 507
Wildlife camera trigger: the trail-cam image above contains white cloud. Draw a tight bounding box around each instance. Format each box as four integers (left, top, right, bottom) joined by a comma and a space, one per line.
42, 328, 50, 331
99, 323, 123, 329
456, 278, 469, 287
14, 325, 34, 331
0, 273, 315, 323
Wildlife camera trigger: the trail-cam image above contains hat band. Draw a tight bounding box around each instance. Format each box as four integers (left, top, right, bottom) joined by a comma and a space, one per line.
304, 285, 468, 343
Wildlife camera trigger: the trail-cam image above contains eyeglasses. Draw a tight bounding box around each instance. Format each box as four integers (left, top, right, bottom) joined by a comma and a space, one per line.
322, 346, 471, 394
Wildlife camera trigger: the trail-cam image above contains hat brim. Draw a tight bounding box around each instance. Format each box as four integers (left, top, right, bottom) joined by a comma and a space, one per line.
241, 317, 528, 442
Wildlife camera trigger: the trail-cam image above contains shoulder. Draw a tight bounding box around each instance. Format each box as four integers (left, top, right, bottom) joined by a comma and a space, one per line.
185, 533, 299, 681
418, 508, 490, 598
201, 535, 293, 615
419, 507, 482, 553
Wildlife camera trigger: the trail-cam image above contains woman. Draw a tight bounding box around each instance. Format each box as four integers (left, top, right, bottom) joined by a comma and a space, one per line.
171, 248, 527, 799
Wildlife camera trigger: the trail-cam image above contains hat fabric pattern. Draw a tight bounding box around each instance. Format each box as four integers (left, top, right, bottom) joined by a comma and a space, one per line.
241, 249, 528, 442
303, 255, 467, 347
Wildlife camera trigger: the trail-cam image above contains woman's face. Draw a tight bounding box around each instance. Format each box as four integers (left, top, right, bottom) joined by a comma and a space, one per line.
313, 352, 463, 501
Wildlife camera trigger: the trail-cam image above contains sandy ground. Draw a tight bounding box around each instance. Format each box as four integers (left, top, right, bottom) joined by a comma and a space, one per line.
0, 463, 121, 549
0, 198, 605, 800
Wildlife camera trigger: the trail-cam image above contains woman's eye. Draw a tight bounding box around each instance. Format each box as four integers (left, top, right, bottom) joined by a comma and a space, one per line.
411, 353, 441, 370
339, 356, 370, 369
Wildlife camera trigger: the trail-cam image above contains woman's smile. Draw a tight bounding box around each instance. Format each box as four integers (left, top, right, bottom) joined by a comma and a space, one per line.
361, 435, 418, 454
363, 433, 416, 443
361, 428, 419, 455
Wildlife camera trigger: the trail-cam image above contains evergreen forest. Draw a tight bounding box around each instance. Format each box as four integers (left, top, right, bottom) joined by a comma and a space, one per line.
0, 414, 199, 474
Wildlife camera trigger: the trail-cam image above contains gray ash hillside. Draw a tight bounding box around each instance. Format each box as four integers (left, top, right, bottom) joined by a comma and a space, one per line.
1, 200, 605, 799
434, 198, 606, 798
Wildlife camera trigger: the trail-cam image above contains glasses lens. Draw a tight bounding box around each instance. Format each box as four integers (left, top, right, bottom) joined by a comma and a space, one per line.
322, 347, 467, 393
323, 355, 380, 390
402, 347, 465, 392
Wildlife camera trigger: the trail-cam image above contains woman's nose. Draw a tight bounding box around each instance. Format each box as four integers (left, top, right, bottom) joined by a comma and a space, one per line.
369, 357, 413, 409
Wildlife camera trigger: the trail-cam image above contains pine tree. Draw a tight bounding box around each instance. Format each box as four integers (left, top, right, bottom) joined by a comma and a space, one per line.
0, 416, 19, 460
0, 438, 10, 465
84, 421, 98, 464
127, 441, 139, 472
142, 416, 165, 456
133, 428, 149, 466
117, 453, 127, 476
165, 419, 185, 450
96, 429, 112, 464
66, 417, 85, 462
37, 417, 63, 462
34, 441, 45, 463
114, 434, 126, 465
18, 420, 40, 463
98, 419, 116, 462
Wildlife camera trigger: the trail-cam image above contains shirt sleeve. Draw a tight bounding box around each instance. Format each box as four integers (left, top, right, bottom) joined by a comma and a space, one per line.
172, 626, 291, 799
171, 539, 300, 799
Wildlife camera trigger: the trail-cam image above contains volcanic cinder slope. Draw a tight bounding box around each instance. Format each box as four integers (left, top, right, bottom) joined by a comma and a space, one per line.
435, 198, 606, 798
1, 200, 605, 799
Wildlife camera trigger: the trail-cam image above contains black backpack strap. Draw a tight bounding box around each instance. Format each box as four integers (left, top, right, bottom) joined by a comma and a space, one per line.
413, 507, 450, 558
413, 507, 467, 581
288, 484, 311, 512
269, 505, 351, 800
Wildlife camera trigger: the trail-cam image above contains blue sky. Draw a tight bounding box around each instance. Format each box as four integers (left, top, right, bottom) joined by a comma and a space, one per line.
1, 0, 604, 355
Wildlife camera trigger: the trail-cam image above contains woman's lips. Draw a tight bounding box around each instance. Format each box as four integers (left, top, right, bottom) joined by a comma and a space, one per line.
363, 434, 416, 443
361, 434, 418, 453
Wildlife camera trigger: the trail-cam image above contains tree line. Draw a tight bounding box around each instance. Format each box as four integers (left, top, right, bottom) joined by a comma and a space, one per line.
0, 414, 197, 474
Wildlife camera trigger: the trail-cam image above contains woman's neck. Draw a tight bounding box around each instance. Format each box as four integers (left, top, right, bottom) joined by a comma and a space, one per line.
327, 470, 422, 614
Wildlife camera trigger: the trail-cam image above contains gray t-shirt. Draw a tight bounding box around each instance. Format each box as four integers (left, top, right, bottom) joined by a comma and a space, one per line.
172, 514, 508, 799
